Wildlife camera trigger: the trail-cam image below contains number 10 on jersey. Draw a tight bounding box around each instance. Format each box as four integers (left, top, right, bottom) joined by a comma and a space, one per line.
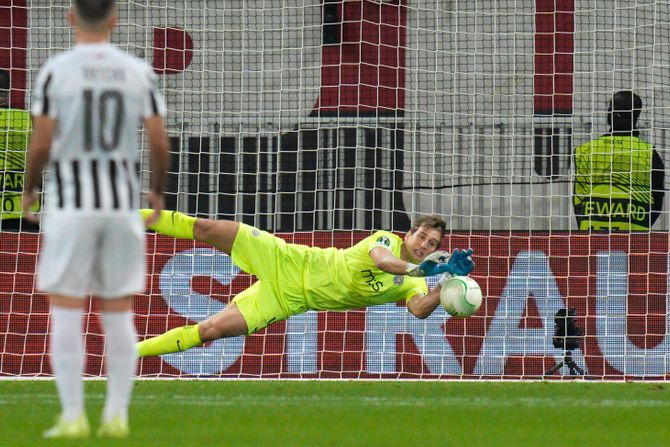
83, 89, 124, 152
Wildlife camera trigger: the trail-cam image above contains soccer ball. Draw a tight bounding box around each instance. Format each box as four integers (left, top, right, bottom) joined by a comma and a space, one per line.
440, 276, 483, 318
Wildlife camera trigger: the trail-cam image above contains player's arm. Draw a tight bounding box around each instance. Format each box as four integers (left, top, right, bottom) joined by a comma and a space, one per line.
406, 272, 454, 319
141, 61, 169, 225
370, 246, 474, 277
22, 115, 54, 222
369, 246, 415, 275
143, 115, 169, 225
368, 243, 457, 276
406, 288, 441, 319
650, 147, 664, 227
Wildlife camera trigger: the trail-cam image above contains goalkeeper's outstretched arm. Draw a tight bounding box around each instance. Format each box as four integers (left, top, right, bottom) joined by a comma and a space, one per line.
369, 246, 420, 275
406, 273, 455, 319
406, 288, 442, 319
370, 246, 474, 277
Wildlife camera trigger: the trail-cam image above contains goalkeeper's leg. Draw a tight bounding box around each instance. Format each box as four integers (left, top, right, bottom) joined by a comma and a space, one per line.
136, 324, 202, 357
140, 209, 196, 240
139, 209, 240, 254
136, 303, 248, 357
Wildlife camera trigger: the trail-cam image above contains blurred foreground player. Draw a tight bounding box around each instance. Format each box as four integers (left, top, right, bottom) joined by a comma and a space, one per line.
22, 0, 169, 438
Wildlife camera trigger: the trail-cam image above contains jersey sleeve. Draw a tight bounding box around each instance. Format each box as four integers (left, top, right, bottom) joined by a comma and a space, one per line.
31, 66, 55, 118
404, 279, 429, 304
141, 64, 166, 119
367, 230, 400, 253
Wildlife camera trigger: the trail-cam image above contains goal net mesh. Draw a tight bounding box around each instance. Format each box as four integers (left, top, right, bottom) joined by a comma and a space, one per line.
1, 0, 670, 379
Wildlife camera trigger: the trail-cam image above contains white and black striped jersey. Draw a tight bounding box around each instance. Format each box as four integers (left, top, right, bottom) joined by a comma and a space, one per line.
31, 42, 166, 213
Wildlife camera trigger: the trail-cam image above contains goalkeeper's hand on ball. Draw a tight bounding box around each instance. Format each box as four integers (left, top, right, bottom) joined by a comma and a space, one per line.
406, 248, 475, 277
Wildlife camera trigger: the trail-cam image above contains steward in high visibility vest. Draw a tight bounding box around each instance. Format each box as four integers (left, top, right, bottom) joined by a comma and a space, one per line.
573, 91, 665, 231
0, 69, 38, 229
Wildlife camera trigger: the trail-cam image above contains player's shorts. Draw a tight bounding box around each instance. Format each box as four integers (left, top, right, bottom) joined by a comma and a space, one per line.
37, 211, 146, 298
231, 223, 308, 334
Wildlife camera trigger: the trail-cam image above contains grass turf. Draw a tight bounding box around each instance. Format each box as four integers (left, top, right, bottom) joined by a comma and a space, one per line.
0, 380, 668, 446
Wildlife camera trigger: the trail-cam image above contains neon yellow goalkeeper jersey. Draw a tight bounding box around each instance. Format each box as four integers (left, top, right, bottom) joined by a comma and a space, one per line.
302, 230, 428, 311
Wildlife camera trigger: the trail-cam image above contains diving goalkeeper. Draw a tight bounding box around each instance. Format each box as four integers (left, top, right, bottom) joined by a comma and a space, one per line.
136, 211, 475, 357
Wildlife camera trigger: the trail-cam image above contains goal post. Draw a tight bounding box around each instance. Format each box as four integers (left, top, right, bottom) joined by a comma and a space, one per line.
1, 0, 670, 379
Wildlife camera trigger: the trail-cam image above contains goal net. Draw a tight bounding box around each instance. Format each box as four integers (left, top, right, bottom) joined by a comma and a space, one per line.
2, 0, 670, 379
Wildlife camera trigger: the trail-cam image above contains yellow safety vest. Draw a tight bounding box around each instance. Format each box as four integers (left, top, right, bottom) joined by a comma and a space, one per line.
573, 135, 654, 231
0, 108, 36, 219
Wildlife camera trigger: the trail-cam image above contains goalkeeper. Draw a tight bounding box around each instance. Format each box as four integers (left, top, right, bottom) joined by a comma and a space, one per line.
136, 211, 475, 357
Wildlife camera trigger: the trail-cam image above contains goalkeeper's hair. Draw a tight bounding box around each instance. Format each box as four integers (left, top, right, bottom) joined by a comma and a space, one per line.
74, 0, 116, 28
409, 215, 447, 240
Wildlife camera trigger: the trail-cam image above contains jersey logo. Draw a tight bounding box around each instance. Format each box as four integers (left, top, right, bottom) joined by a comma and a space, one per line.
361, 269, 383, 292
252, 229, 260, 237
393, 275, 404, 286
376, 236, 391, 247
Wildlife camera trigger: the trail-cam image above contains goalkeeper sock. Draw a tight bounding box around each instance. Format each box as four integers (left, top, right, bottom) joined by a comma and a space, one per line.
140, 210, 196, 240
136, 324, 202, 357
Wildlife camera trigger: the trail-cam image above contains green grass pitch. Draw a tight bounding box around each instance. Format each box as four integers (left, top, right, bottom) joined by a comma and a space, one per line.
1, 380, 669, 446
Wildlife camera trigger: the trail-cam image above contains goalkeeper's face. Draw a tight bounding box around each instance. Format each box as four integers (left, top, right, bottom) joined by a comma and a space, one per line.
403, 226, 442, 262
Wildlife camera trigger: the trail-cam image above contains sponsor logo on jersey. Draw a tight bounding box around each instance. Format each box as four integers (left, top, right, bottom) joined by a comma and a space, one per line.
361, 269, 383, 292
393, 275, 404, 286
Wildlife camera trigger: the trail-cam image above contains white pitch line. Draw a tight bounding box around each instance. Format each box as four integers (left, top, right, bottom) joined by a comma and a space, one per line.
1, 393, 669, 408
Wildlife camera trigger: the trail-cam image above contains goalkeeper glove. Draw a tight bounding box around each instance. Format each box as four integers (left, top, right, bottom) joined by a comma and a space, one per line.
406, 248, 475, 277
446, 248, 475, 276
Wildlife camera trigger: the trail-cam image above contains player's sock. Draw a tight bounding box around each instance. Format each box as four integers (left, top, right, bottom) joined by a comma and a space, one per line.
136, 324, 202, 357
140, 209, 196, 239
50, 306, 86, 422
100, 311, 137, 425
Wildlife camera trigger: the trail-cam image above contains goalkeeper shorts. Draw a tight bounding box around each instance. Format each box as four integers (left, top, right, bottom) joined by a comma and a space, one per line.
231, 223, 308, 334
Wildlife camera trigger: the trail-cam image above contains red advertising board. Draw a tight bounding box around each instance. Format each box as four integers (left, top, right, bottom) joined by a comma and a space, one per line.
1, 231, 669, 379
